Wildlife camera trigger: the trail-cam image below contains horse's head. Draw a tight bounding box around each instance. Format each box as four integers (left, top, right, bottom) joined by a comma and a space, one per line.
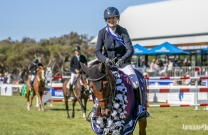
80, 61, 116, 117
36, 65, 46, 81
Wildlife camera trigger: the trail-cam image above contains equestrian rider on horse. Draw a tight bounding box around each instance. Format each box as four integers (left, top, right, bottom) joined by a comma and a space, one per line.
95, 7, 142, 104
29, 58, 42, 90
66, 46, 87, 96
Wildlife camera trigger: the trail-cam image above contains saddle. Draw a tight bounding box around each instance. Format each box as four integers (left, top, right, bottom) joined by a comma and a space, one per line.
73, 74, 84, 86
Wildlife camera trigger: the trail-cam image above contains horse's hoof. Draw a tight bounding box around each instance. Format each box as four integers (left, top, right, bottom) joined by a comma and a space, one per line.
67, 116, 71, 119
85, 118, 90, 122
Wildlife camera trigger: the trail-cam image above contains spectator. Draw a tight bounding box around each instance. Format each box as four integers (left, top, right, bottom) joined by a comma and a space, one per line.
183, 73, 191, 85
140, 60, 146, 72
3, 73, 8, 84
159, 61, 168, 76
0, 73, 4, 84
167, 59, 173, 71
187, 60, 191, 66
177, 60, 182, 67
158, 59, 163, 68
154, 60, 160, 75
184, 58, 189, 66
166, 59, 173, 76
173, 58, 179, 67
143, 72, 149, 86
150, 59, 156, 71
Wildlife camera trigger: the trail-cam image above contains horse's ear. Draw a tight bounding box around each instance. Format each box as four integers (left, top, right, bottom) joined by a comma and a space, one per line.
98, 62, 105, 74
80, 62, 90, 75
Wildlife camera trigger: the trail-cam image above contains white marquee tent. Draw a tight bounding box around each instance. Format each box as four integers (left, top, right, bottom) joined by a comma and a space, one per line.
91, 0, 208, 47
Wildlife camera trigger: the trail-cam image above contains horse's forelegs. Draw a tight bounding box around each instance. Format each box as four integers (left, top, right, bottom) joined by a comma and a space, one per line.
64, 95, 70, 119
139, 118, 147, 135
26, 91, 30, 110
29, 93, 36, 110
72, 99, 76, 118
83, 96, 88, 119
39, 94, 44, 111
77, 97, 86, 119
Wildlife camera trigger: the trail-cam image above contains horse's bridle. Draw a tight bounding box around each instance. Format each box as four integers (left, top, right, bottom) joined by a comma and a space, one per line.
87, 69, 115, 110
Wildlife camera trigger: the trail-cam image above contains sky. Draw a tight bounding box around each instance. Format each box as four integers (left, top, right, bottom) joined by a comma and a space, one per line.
0, 0, 166, 42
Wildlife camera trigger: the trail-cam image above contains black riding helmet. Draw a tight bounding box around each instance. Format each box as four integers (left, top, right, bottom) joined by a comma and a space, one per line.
33, 58, 39, 64
75, 46, 81, 51
104, 7, 120, 20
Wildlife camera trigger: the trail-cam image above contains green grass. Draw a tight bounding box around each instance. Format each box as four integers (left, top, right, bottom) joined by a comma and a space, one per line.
0, 96, 208, 135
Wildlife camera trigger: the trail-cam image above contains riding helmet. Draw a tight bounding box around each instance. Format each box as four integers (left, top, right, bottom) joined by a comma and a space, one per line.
104, 7, 120, 19
75, 46, 81, 51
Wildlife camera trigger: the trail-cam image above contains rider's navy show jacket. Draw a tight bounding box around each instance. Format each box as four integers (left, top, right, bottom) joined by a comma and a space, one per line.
70, 55, 87, 74
95, 25, 134, 64
29, 63, 38, 75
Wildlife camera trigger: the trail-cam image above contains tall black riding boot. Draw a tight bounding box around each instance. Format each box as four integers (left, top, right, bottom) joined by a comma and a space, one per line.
133, 87, 142, 105
66, 84, 73, 97
69, 84, 73, 92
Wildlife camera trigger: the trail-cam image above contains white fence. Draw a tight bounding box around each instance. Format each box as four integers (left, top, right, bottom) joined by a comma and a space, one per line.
146, 78, 208, 110
0, 84, 52, 105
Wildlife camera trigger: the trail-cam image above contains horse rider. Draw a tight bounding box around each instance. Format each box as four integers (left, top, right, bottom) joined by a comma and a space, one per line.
29, 57, 42, 90
66, 46, 87, 96
95, 7, 142, 104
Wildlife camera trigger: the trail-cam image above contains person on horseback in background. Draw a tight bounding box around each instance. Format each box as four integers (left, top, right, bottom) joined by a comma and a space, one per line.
29, 57, 42, 90
95, 7, 142, 104
66, 46, 87, 96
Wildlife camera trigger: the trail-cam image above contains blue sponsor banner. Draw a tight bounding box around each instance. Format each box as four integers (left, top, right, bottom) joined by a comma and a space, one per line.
46, 87, 64, 98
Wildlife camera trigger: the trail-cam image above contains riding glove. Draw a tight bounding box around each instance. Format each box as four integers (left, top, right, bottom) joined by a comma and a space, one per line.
116, 58, 124, 68
105, 58, 113, 67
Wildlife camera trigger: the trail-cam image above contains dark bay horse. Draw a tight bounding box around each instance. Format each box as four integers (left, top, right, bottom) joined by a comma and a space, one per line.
80, 61, 149, 135
25, 65, 46, 111
62, 72, 89, 119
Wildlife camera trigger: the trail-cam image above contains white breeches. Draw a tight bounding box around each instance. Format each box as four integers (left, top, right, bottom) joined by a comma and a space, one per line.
119, 64, 139, 89
70, 72, 77, 85
30, 75, 35, 81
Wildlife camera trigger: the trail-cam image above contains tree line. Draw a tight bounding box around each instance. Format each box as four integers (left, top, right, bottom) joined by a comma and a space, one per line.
0, 32, 95, 77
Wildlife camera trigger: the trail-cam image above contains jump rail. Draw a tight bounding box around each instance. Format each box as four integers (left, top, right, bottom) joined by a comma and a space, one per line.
148, 104, 208, 108
146, 88, 208, 93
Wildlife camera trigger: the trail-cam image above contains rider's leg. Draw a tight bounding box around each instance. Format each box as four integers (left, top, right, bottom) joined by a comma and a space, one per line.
119, 64, 142, 104
29, 74, 35, 91
29, 75, 35, 86
70, 73, 77, 92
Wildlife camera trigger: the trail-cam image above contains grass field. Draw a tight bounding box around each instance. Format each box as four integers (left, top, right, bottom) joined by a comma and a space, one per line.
0, 96, 208, 135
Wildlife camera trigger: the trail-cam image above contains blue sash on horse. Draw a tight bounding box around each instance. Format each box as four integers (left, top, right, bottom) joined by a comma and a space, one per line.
90, 68, 149, 135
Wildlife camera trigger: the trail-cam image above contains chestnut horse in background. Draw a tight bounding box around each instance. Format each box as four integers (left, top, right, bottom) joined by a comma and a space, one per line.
25, 65, 46, 111
80, 61, 148, 135
62, 72, 89, 119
